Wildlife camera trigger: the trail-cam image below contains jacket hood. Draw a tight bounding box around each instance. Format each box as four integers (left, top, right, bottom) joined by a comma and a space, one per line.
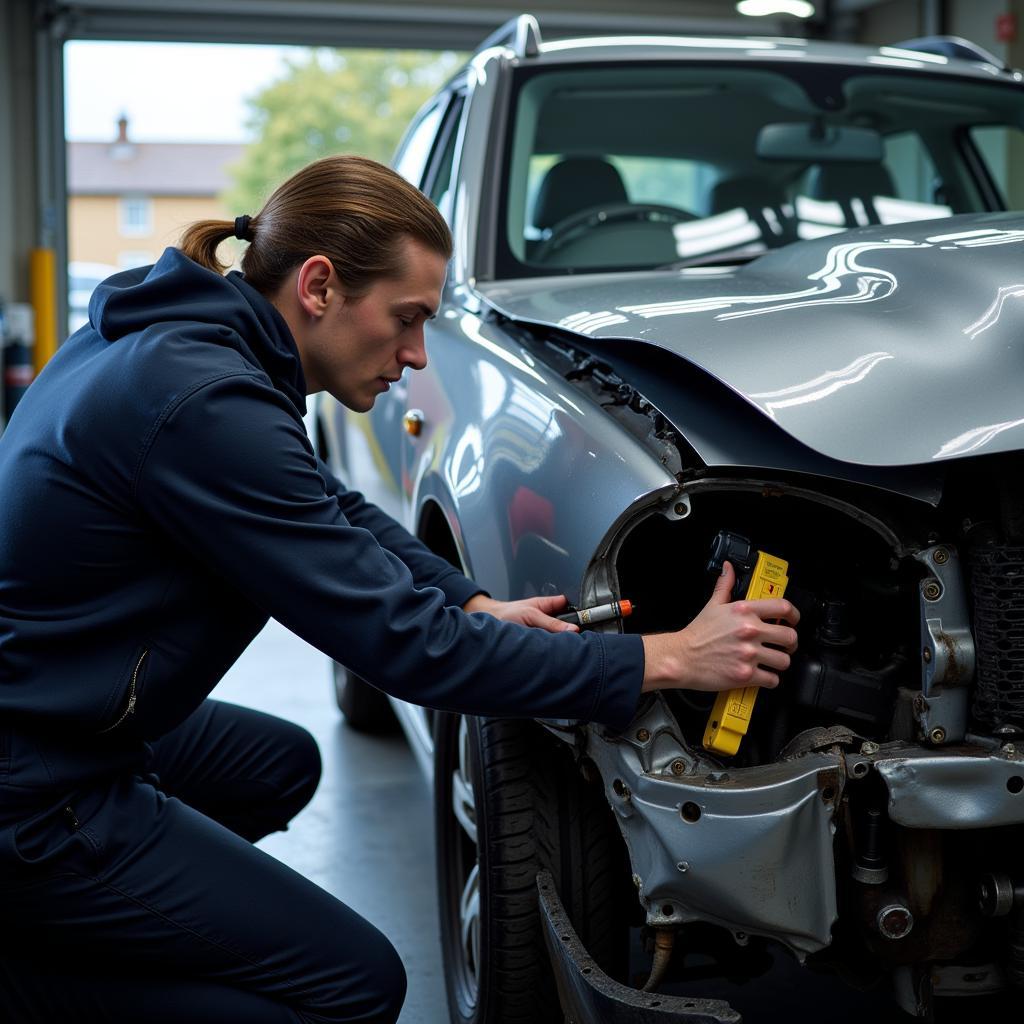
479, 212, 1024, 468
90, 247, 307, 414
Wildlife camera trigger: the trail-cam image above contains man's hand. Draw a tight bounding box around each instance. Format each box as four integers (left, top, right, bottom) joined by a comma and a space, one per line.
462, 593, 580, 634
641, 561, 799, 693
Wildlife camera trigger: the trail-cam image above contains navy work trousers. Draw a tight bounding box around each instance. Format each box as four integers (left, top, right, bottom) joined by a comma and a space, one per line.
0, 700, 407, 1022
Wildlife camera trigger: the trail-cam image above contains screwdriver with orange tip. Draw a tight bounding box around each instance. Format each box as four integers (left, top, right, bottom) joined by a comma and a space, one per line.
558, 598, 634, 628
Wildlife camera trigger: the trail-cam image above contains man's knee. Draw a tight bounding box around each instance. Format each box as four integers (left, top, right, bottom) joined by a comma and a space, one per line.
280, 721, 322, 812
365, 935, 407, 1023
260, 718, 321, 828
235, 719, 322, 840
314, 929, 406, 1023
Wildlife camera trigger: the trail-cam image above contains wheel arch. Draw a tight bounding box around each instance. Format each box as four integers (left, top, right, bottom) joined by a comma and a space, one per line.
417, 495, 470, 575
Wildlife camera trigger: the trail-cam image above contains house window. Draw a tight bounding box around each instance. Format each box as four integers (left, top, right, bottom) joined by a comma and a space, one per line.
119, 196, 152, 237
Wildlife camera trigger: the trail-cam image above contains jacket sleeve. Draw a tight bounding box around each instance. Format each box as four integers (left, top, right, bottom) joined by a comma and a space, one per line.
134, 373, 643, 729
315, 457, 484, 609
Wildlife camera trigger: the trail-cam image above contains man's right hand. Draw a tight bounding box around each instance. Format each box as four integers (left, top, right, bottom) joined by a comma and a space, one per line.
640, 561, 799, 694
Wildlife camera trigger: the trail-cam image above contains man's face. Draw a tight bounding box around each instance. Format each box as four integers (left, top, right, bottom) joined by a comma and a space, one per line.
305, 237, 447, 412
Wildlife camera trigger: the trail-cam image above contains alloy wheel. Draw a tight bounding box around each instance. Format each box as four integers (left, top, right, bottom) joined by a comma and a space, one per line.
448, 715, 481, 1012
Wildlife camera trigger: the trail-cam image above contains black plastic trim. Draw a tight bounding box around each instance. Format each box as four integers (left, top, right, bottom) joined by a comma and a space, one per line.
536, 870, 741, 1024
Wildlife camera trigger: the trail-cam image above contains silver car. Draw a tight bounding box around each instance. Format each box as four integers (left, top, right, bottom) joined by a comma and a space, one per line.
316, 18, 1024, 1023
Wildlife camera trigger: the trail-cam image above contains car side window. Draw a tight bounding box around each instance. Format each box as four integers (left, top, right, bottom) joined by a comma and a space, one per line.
393, 102, 445, 187
424, 94, 467, 224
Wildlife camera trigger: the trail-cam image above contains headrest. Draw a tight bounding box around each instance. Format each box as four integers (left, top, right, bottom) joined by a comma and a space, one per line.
710, 176, 787, 214
807, 162, 896, 201
533, 157, 628, 230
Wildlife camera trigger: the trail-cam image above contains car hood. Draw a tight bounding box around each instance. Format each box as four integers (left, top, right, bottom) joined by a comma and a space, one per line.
478, 212, 1024, 468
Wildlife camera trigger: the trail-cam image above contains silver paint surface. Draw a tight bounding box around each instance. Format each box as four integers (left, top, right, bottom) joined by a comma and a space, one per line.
587, 698, 841, 958
479, 213, 1024, 468
324, 298, 676, 603
877, 749, 1024, 828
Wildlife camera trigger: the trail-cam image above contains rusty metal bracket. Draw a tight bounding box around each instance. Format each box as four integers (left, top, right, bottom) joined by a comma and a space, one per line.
912, 544, 974, 744
537, 870, 741, 1024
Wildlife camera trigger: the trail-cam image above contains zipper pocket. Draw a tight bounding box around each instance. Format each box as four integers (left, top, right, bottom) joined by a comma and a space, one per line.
98, 648, 149, 734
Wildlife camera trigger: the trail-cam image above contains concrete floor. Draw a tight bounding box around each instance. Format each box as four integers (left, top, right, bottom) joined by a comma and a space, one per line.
212, 619, 997, 1024
210, 618, 447, 1024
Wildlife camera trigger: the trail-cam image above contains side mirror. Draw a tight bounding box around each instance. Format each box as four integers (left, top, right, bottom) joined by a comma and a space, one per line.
756, 122, 884, 163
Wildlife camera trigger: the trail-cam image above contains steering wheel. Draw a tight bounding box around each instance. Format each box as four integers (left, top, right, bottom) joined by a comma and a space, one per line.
534, 201, 697, 263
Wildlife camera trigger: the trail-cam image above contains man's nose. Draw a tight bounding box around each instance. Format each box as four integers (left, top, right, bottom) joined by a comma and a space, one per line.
399, 329, 427, 371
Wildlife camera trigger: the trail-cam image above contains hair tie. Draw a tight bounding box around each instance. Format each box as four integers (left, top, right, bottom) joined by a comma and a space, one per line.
233, 215, 252, 241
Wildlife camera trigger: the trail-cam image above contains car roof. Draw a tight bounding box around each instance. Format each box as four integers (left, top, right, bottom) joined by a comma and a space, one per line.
469, 24, 1022, 88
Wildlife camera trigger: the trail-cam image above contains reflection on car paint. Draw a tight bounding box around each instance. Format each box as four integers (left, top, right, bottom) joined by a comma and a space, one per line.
558, 310, 628, 335
749, 351, 894, 419
541, 35, 783, 53
618, 237, 928, 322
929, 226, 1024, 247
963, 284, 1024, 340
934, 416, 1024, 460
447, 424, 485, 498
459, 312, 546, 382
615, 226, 1024, 326
476, 360, 508, 420
877, 45, 949, 64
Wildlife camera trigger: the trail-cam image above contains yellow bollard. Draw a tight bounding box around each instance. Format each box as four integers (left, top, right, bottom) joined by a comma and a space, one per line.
29, 248, 58, 375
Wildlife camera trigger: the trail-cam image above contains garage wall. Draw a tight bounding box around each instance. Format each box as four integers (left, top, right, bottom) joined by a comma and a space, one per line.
0, 0, 39, 308
949, 0, 1008, 55
855, 0, 920, 44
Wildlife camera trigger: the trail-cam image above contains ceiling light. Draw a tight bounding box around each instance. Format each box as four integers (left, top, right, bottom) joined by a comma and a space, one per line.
737, 0, 816, 17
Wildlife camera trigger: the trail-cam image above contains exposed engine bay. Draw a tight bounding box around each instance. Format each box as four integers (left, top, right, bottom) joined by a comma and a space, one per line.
566, 454, 1024, 1015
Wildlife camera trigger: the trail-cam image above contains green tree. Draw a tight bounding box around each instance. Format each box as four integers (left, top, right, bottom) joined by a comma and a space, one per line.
226, 48, 462, 213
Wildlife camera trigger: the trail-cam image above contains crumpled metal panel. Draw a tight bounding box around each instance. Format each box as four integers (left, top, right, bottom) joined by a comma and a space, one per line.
587, 714, 841, 958
878, 750, 1024, 828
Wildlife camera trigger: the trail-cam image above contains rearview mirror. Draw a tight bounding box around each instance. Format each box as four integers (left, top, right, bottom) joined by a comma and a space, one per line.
756, 122, 884, 163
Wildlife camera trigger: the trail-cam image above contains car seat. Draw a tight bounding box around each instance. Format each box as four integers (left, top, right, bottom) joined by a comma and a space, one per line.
806, 162, 897, 227
532, 156, 629, 232
709, 176, 797, 247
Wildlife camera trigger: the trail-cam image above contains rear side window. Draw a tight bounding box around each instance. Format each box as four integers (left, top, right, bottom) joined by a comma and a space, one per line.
424, 95, 467, 222
394, 102, 444, 187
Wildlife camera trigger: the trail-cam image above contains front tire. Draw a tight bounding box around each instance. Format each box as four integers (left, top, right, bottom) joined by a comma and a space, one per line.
434, 713, 628, 1024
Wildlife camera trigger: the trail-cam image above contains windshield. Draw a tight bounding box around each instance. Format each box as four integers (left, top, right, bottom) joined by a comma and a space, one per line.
498, 63, 1024, 276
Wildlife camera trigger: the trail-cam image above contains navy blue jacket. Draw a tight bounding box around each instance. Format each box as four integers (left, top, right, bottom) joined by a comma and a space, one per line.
0, 249, 643, 797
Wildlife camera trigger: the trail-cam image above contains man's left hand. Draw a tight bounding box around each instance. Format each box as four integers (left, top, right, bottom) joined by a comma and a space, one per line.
462, 593, 579, 634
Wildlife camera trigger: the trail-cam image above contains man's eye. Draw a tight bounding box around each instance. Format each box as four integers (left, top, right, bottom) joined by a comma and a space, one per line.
397, 317, 413, 327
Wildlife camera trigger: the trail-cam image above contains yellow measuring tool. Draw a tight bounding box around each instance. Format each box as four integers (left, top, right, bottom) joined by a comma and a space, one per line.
703, 539, 789, 756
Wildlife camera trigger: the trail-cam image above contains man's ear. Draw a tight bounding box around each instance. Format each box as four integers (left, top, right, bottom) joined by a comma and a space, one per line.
295, 256, 336, 319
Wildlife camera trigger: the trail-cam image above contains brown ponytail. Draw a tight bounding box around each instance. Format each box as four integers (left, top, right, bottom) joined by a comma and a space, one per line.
178, 219, 243, 274
179, 155, 452, 296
